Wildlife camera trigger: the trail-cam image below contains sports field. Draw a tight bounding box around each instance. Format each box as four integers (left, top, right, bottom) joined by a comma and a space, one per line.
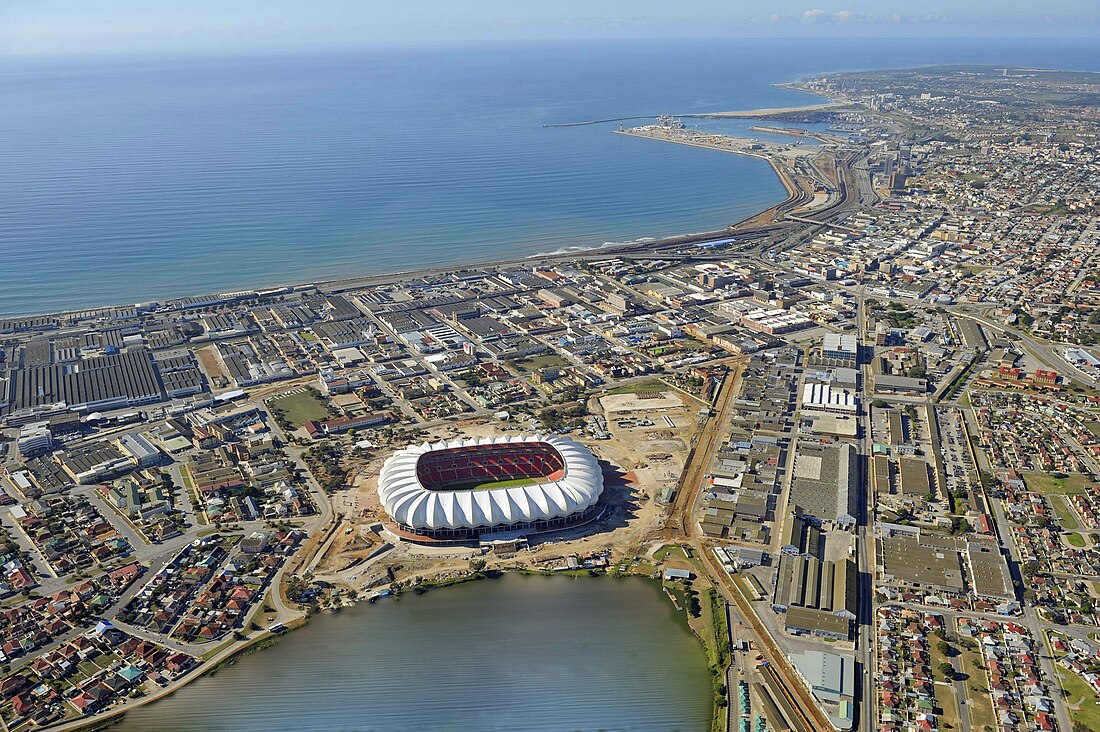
269, 389, 330, 426
440, 477, 539, 492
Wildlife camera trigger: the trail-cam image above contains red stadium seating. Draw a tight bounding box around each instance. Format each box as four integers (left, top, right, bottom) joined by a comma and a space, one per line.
416, 443, 566, 490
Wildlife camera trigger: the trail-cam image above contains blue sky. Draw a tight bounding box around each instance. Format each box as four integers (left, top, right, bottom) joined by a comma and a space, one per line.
3, 0, 1099, 55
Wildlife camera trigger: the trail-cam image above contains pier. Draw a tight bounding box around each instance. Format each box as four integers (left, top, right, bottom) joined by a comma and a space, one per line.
543, 100, 846, 128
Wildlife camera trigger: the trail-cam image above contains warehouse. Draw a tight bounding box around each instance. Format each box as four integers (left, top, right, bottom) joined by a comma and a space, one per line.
958, 319, 987, 350
58, 442, 135, 485
873, 373, 928, 394
774, 554, 857, 615
966, 541, 1015, 603
898, 457, 933, 498
821, 333, 859, 367
790, 650, 855, 730
5, 348, 165, 416
784, 606, 852, 642
114, 433, 163, 468
789, 443, 860, 528
880, 533, 965, 597
801, 382, 858, 415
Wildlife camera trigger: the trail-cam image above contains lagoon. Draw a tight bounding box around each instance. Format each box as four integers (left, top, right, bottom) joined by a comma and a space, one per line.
110, 574, 713, 732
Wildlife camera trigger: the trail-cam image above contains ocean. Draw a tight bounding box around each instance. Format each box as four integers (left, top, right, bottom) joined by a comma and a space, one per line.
0, 37, 1097, 316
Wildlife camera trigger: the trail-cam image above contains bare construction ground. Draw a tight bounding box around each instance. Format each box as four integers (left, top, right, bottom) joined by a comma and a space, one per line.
195, 345, 229, 384
600, 390, 686, 414
310, 396, 702, 591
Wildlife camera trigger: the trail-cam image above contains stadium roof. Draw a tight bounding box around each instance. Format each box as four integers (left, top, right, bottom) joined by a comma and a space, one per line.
378, 434, 603, 531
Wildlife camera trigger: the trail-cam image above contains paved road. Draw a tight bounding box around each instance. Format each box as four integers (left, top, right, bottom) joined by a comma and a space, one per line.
1, 506, 56, 579
664, 359, 834, 732
987, 491, 1075, 732
854, 293, 877, 732
78, 485, 147, 550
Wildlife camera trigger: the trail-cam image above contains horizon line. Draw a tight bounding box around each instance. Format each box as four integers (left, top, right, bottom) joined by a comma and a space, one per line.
3, 33, 1100, 61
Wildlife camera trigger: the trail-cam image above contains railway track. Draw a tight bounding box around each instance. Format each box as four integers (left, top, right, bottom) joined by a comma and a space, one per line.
661, 359, 744, 537
657, 356, 837, 732
698, 544, 828, 732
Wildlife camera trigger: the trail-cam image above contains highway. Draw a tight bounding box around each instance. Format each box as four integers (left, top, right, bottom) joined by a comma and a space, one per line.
854, 293, 876, 732
953, 307, 1100, 390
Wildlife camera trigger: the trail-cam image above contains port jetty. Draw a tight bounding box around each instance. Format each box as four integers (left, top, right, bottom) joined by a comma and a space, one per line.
542, 99, 846, 127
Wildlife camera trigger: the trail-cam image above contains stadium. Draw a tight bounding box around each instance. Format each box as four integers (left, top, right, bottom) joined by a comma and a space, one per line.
378, 434, 605, 542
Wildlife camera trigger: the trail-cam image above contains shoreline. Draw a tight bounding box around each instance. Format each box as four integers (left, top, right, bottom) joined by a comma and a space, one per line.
0, 222, 760, 320
611, 129, 812, 221
47, 617, 308, 732
690, 101, 846, 119
0, 82, 845, 321
10, 79, 841, 732
395, 568, 729, 730
68, 569, 718, 732
0, 221, 760, 320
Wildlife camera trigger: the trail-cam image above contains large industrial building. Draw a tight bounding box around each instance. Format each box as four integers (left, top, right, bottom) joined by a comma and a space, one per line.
2, 349, 167, 423
789, 442, 860, 528
820, 332, 859, 367
378, 434, 604, 542
801, 382, 859, 415
773, 554, 858, 640
789, 650, 856, 730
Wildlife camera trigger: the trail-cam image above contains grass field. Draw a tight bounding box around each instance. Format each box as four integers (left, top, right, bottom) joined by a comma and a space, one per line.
956, 642, 996, 732
269, 389, 331, 426
655, 544, 691, 562
1023, 471, 1093, 495
929, 642, 961, 731
706, 588, 729, 668
1058, 667, 1100, 731
508, 353, 570, 376
1066, 532, 1088, 548
437, 477, 538, 492
1051, 495, 1082, 530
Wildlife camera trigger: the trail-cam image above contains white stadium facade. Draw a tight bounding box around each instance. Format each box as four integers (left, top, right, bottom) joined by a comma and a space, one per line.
378, 434, 605, 542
